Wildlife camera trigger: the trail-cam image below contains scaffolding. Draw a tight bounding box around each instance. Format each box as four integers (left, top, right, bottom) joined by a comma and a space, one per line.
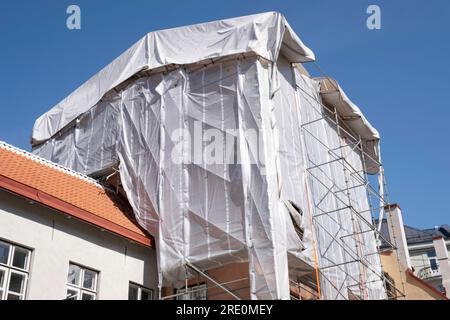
29, 10, 407, 298
156, 260, 250, 300
156, 62, 406, 301
294, 66, 406, 300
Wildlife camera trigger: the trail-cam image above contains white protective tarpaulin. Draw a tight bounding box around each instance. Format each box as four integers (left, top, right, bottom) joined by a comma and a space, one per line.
316, 77, 380, 174
32, 12, 386, 300
31, 12, 314, 144
294, 73, 385, 299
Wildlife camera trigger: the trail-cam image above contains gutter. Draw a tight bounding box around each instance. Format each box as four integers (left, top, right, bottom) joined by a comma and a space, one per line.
0, 174, 154, 248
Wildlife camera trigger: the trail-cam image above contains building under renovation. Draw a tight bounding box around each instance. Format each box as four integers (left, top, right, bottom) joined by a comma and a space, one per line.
30, 12, 402, 300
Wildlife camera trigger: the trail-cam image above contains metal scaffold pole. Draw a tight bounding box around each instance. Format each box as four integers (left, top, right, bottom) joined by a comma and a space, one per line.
295, 65, 405, 299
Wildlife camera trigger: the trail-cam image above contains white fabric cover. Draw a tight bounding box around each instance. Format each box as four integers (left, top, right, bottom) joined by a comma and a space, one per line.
316, 77, 380, 174
294, 73, 385, 299
32, 13, 387, 300
32, 12, 314, 144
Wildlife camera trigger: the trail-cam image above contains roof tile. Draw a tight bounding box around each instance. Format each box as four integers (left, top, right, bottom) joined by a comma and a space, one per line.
0, 142, 152, 246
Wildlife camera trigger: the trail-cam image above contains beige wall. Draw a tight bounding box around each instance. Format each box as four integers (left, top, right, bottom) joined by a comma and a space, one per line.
410, 251, 430, 273
381, 250, 446, 300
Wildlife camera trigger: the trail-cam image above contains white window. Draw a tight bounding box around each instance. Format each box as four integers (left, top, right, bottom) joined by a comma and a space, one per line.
0, 240, 31, 300
427, 251, 439, 271
66, 263, 98, 300
128, 282, 153, 300
176, 283, 207, 300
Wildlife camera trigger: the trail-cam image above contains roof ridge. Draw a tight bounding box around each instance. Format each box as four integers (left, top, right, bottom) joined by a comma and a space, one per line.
0, 141, 103, 189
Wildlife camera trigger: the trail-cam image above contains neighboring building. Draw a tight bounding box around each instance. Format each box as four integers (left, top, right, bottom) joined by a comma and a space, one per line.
406, 225, 450, 292
380, 250, 447, 300
0, 142, 158, 300
378, 204, 449, 300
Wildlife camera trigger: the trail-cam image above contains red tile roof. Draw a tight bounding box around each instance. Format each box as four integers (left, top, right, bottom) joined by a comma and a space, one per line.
0, 142, 153, 247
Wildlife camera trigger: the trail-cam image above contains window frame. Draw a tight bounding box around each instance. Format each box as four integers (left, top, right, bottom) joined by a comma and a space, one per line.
66, 287, 80, 300
66, 263, 99, 300
0, 240, 32, 300
0, 265, 7, 299
426, 250, 439, 271
0, 241, 11, 265
128, 282, 153, 300
11, 246, 31, 271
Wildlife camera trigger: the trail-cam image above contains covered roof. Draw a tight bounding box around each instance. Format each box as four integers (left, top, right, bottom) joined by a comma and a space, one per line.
32, 11, 315, 144
315, 77, 380, 174
377, 218, 450, 248
0, 141, 153, 247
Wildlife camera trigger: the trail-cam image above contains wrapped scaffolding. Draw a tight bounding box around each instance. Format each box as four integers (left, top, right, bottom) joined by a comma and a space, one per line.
295, 74, 390, 299
31, 12, 400, 299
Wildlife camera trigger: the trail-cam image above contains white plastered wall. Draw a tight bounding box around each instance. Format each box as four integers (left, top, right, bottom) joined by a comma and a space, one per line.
0, 189, 157, 300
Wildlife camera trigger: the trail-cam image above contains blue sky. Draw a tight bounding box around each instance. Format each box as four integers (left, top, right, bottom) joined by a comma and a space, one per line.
0, 1, 448, 228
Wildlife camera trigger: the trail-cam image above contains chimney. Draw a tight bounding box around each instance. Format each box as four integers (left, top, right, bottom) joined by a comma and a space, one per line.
384, 204, 412, 269
433, 236, 450, 298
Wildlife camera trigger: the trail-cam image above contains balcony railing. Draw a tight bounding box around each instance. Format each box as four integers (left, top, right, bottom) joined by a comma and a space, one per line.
417, 266, 441, 280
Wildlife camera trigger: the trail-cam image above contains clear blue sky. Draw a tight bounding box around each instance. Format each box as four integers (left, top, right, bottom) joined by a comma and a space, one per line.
0, 1, 448, 228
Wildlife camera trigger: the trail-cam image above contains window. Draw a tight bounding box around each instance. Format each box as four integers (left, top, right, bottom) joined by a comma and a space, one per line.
0, 240, 31, 300
427, 251, 438, 271
66, 263, 98, 300
176, 283, 207, 300
128, 282, 153, 300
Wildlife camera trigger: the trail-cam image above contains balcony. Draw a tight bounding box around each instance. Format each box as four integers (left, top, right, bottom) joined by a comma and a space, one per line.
417, 266, 441, 280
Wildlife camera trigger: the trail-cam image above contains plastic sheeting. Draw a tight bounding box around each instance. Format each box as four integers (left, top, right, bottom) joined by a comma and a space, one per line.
294, 73, 386, 299
316, 77, 380, 174
32, 12, 387, 300
35, 57, 304, 299
31, 11, 315, 145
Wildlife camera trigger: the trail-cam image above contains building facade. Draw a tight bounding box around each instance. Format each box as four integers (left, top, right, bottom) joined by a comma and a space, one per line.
379, 204, 449, 299
0, 142, 158, 300
406, 225, 450, 293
